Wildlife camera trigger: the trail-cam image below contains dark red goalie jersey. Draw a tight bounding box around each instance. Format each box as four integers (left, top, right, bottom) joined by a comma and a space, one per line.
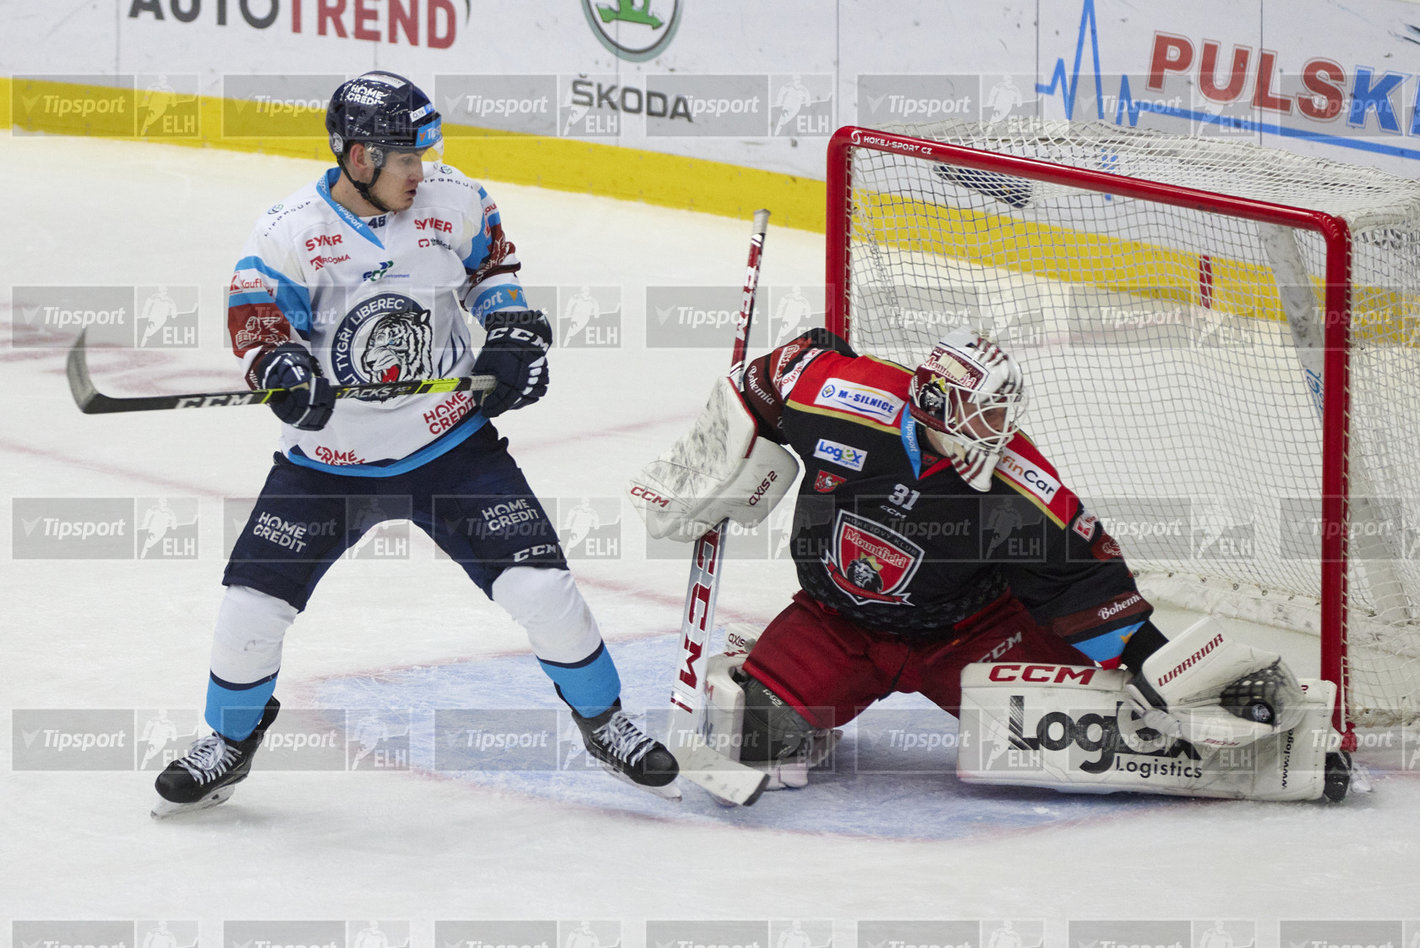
739, 330, 1153, 668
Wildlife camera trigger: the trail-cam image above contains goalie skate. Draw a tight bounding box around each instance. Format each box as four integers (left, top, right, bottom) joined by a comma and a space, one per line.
151, 697, 280, 818
572, 700, 682, 800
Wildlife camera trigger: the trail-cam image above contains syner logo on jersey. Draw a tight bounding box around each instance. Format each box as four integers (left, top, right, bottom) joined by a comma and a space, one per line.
822, 510, 923, 606
332, 293, 436, 396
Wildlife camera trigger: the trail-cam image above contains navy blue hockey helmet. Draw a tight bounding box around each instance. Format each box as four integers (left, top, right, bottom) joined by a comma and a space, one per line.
326, 71, 442, 161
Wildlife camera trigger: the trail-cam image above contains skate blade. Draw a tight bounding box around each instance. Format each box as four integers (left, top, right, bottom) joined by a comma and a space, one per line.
150, 787, 235, 819
600, 767, 682, 801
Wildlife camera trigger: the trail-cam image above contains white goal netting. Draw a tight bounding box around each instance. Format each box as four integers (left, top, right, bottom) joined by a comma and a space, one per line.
832, 120, 1420, 728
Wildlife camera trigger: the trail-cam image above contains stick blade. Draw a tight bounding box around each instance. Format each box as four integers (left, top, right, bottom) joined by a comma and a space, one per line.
669, 730, 770, 806
66, 330, 102, 413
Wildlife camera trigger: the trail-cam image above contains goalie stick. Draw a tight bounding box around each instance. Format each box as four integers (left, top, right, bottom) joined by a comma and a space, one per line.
66, 330, 497, 414
666, 210, 773, 807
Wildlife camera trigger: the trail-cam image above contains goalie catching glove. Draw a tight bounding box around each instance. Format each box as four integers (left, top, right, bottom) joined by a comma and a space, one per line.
628, 375, 799, 541
1124, 615, 1307, 750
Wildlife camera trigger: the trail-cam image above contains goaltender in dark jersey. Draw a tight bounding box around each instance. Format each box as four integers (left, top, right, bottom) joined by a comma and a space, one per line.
739, 330, 1151, 666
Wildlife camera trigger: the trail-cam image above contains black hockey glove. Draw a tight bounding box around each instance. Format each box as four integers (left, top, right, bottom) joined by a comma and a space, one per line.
255, 343, 335, 431
473, 309, 551, 417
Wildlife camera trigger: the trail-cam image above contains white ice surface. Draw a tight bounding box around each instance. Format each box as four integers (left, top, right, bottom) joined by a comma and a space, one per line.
2, 134, 1418, 936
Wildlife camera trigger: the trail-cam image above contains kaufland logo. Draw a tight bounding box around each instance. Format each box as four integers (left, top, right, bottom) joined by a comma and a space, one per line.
126, 0, 473, 50
1041, 0, 1420, 161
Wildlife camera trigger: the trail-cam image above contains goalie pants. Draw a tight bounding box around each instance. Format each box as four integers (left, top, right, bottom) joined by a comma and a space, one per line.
741, 589, 1090, 729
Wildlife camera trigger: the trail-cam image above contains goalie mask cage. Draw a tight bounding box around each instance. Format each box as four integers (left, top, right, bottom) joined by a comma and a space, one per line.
826, 121, 1420, 736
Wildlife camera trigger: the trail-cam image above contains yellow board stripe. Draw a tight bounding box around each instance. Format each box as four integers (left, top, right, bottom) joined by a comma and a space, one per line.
0, 75, 827, 233
855, 185, 1413, 343
9, 76, 1409, 340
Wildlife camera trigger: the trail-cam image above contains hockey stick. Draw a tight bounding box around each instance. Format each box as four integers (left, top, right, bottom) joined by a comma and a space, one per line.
66, 330, 496, 414
665, 209, 773, 807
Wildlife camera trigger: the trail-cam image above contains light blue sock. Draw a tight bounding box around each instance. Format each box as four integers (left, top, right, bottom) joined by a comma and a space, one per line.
538, 642, 621, 718
205, 671, 278, 740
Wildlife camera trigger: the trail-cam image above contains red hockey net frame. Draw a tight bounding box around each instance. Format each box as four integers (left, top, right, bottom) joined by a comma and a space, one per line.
825, 125, 1356, 736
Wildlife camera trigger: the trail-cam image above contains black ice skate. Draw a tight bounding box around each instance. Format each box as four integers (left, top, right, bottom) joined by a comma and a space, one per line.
152, 697, 280, 818
572, 700, 681, 799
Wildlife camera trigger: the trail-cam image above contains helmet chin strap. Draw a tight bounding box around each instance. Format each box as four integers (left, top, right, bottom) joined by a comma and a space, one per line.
338, 152, 391, 214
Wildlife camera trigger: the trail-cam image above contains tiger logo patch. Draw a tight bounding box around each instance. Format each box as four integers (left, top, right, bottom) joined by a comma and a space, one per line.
331, 292, 437, 400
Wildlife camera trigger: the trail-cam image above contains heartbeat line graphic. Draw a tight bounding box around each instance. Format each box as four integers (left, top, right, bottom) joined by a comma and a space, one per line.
1036, 0, 1420, 161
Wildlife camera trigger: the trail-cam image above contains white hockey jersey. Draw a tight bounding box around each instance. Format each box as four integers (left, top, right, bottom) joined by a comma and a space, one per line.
226, 163, 526, 476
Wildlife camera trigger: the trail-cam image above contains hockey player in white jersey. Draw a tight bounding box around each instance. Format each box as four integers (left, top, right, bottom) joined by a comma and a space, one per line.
154, 72, 678, 815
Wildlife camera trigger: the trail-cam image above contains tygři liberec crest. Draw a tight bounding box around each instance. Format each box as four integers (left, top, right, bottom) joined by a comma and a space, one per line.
331, 292, 436, 399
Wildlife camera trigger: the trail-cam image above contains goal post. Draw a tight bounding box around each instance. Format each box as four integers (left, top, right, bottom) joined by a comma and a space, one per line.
825, 121, 1420, 737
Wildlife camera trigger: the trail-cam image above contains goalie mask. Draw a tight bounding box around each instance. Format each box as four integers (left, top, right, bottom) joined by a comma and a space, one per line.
908, 329, 1025, 491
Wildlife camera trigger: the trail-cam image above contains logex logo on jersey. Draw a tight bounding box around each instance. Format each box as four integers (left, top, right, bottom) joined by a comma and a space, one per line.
822, 510, 924, 606
582, 0, 682, 62
331, 293, 437, 396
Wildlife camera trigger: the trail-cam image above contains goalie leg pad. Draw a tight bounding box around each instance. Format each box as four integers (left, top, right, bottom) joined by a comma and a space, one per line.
703, 635, 838, 790
739, 675, 819, 765
957, 662, 1344, 802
